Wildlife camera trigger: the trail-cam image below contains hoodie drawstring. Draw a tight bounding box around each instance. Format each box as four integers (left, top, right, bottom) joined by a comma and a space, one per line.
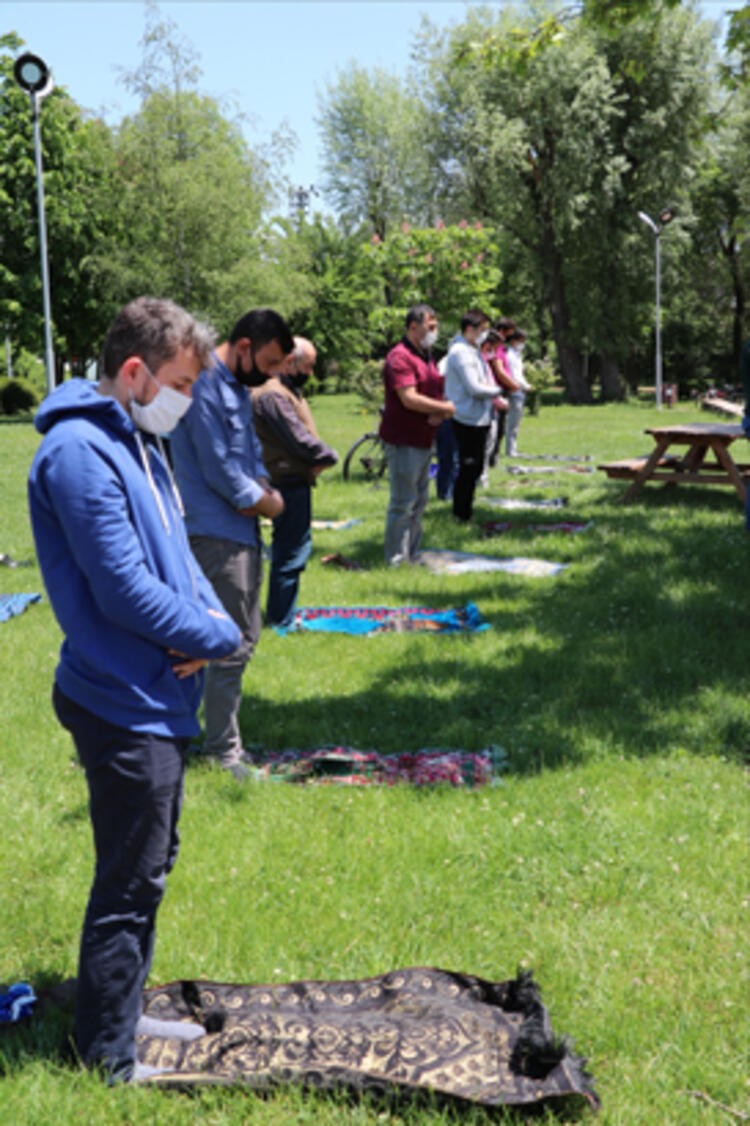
155, 435, 186, 518
134, 430, 170, 533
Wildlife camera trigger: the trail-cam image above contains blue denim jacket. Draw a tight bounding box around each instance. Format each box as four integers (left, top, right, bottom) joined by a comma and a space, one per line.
171, 356, 269, 547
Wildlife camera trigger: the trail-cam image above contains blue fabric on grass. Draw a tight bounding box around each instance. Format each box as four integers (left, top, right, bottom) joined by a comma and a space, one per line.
0, 983, 36, 1022
0, 592, 41, 622
278, 602, 489, 636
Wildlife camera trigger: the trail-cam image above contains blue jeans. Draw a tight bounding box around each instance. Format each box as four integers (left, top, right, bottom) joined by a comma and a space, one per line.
53, 685, 187, 1082
266, 482, 312, 627
383, 443, 432, 564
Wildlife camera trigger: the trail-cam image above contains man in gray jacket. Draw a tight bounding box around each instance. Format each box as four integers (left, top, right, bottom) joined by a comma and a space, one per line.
445, 309, 503, 522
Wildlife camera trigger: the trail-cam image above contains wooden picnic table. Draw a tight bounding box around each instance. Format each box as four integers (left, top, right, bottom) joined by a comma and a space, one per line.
598, 422, 750, 504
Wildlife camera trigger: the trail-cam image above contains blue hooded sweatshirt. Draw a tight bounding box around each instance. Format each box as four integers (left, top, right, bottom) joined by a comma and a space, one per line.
28, 379, 241, 737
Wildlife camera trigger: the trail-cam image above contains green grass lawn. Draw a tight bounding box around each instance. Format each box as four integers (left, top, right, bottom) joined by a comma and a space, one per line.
0, 395, 747, 1124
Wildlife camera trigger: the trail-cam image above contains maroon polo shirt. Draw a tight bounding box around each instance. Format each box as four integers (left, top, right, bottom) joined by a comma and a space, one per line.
378, 338, 444, 449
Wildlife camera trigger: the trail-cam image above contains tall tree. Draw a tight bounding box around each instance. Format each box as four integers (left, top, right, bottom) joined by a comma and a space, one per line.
286, 214, 380, 385
317, 64, 434, 239
104, 1, 305, 334
418, 4, 716, 401
0, 33, 119, 377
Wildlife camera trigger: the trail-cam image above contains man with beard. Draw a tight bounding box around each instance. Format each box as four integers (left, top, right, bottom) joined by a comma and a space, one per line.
251, 336, 338, 628
171, 308, 294, 779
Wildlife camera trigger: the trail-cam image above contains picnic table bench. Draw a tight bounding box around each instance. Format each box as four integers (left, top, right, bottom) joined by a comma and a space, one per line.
598, 422, 750, 504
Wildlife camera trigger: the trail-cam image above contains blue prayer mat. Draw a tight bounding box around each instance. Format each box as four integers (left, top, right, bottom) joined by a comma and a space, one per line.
0, 593, 41, 622
278, 602, 489, 635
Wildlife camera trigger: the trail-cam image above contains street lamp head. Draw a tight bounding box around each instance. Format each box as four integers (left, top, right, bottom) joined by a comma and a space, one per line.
13, 52, 53, 97
637, 210, 659, 236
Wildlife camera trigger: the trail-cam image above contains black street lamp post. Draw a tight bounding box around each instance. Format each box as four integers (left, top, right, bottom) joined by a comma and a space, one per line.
13, 52, 55, 395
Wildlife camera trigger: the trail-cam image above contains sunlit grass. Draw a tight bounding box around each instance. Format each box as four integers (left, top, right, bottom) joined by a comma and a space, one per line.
0, 399, 747, 1124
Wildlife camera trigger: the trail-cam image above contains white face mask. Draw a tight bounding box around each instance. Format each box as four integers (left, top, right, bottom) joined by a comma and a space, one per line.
476, 330, 489, 346
422, 329, 438, 350
130, 366, 192, 435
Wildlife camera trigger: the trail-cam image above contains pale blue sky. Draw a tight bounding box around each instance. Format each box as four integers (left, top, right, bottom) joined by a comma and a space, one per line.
3, 0, 730, 206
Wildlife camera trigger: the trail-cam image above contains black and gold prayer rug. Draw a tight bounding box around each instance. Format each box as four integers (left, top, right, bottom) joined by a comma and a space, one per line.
137, 967, 599, 1112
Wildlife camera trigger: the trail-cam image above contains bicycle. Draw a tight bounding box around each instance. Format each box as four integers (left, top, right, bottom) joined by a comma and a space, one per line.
342, 419, 388, 482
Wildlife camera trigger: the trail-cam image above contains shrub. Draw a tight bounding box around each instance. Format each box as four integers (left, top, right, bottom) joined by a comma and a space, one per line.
349, 359, 384, 411
0, 378, 40, 415
524, 357, 559, 415
12, 349, 47, 396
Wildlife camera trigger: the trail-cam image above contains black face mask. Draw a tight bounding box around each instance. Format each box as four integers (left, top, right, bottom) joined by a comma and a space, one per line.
284, 372, 309, 392
234, 345, 268, 388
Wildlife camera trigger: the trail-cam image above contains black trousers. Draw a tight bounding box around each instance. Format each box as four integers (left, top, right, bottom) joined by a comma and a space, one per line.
452, 420, 489, 521
53, 685, 187, 1081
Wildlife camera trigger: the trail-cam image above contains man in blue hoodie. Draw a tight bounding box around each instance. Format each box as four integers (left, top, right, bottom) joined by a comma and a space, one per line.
28, 297, 242, 1083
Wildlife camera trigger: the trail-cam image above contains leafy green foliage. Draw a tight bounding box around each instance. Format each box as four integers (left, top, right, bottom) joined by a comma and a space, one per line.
317, 64, 434, 237
723, 2, 750, 88
418, 5, 720, 402
286, 215, 380, 388
0, 33, 121, 374
365, 221, 501, 349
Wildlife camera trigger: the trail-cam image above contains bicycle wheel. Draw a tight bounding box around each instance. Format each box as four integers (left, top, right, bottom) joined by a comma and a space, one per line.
342, 432, 388, 482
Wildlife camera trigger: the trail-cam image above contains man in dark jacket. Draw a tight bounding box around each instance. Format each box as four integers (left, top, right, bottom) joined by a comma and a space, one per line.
28, 297, 241, 1083
252, 336, 338, 626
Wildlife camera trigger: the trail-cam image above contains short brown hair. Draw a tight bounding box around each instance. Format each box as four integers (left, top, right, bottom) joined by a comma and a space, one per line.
99, 297, 215, 378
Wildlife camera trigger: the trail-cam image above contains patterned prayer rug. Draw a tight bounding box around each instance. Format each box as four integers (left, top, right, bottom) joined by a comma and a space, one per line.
245, 745, 508, 787
136, 967, 599, 1112
486, 496, 568, 510
279, 603, 489, 635
320, 553, 366, 571
505, 465, 595, 475
481, 520, 592, 537
514, 452, 592, 462
311, 518, 363, 531
0, 593, 41, 623
417, 550, 567, 577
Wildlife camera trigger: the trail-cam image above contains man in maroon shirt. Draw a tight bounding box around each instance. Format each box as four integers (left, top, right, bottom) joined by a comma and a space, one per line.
379, 304, 455, 565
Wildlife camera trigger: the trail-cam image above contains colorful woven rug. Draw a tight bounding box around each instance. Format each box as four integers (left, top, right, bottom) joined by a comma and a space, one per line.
279, 603, 488, 635
481, 520, 592, 537
417, 550, 567, 577
0, 593, 41, 623
246, 745, 508, 787
136, 968, 599, 1112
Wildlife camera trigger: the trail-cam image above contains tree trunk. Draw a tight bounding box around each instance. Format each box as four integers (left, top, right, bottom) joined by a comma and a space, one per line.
599, 352, 626, 401
728, 235, 745, 370
545, 234, 591, 403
